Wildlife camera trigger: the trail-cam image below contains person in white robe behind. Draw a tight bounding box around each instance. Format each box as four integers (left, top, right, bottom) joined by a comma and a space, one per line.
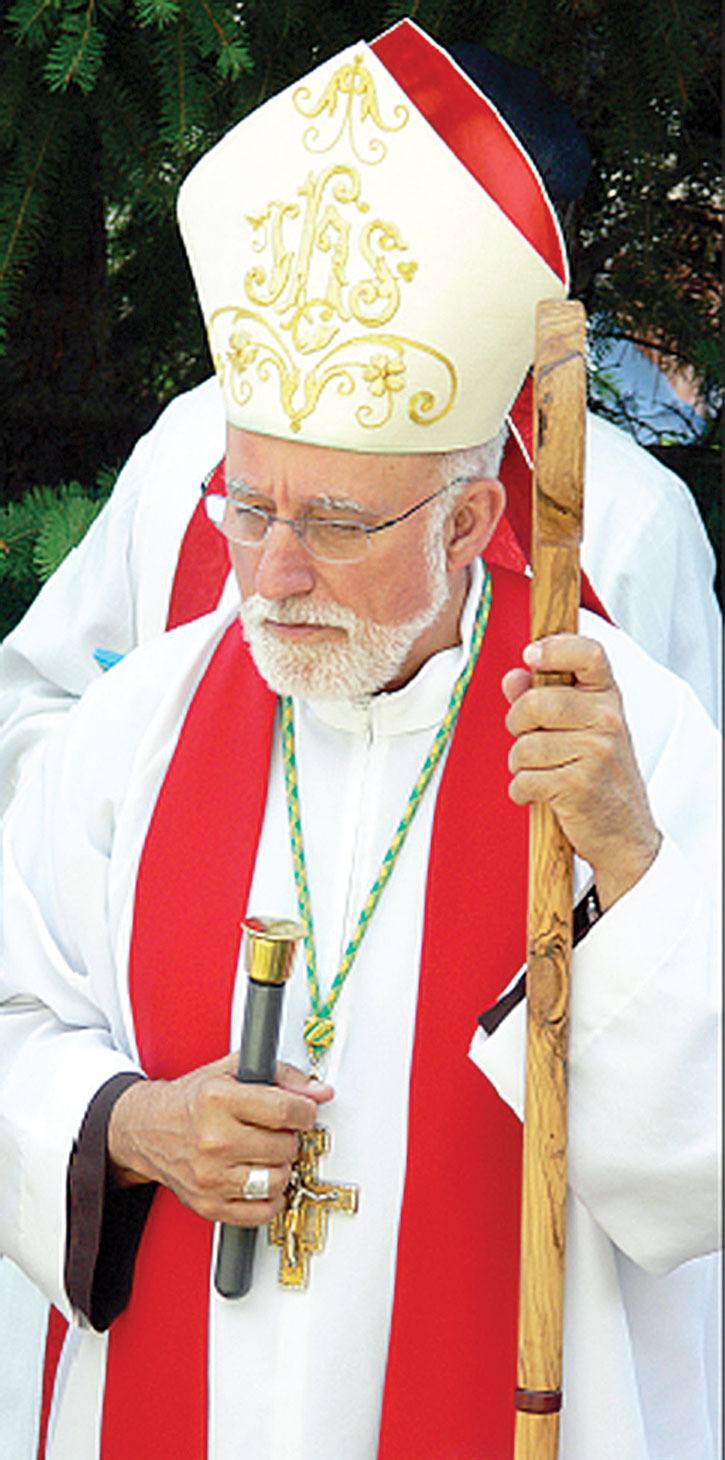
0, 22, 717, 1460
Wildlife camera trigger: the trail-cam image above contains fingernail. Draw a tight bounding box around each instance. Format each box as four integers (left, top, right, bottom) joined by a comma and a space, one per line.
523, 642, 542, 667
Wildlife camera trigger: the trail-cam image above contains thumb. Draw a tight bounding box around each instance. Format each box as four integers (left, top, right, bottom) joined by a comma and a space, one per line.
501, 666, 532, 706
276, 1059, 335, 1105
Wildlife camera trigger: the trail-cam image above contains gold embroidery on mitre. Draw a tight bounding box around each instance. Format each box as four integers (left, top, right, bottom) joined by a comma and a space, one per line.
293, 53, 408, 165
210, 163, 457, 436
210, 312, 457, 434
243, 167, 411, 354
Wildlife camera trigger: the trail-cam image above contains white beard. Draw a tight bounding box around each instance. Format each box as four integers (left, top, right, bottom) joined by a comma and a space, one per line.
239, 524, 451, 702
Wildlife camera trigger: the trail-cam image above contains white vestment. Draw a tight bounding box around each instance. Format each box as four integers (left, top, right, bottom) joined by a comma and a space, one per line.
0, 377, 720, 823
0, 565, 720, 1459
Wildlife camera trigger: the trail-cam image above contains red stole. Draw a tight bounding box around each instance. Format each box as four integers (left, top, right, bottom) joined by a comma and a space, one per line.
100, 621, 276, 1458
89, 563, 530, 1458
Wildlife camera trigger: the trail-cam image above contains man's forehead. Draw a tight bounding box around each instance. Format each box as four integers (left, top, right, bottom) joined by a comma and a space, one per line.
224, 425, 441, 505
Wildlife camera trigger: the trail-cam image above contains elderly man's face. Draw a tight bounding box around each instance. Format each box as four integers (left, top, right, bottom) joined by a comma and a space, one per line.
226, 427, 502, 699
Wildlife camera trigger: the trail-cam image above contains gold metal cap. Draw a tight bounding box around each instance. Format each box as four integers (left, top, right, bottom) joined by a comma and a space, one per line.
242, 916, 304, 985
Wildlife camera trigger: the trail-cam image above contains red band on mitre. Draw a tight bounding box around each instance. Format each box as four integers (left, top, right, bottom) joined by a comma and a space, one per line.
371, 21, 567, 285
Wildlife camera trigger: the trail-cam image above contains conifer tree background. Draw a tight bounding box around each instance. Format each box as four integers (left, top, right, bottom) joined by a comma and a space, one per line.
0, 0, 721, 633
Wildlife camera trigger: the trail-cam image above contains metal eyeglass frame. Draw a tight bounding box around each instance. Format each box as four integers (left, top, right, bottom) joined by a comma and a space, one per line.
202, 475, 465, 563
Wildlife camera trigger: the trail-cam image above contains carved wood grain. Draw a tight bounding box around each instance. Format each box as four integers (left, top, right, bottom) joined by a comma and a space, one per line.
514, 299, 586, 1460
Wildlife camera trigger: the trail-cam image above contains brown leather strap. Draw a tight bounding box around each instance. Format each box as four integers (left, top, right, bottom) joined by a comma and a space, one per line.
514, 1388, 563, 1414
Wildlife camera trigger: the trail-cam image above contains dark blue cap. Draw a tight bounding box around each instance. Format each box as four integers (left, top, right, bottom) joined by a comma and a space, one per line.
449, 43, 592, 203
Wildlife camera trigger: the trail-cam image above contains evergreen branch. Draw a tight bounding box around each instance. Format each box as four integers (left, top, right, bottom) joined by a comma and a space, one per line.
34, 494, 105, 579
44, 0, 106, 94
71, 0, 97, 71
0, 121, 55, 285
7, 0, 59, 44
0, 481, 114, 602
192, 0, 251, 78
176, 18, 187, 142
194, 0, 228, 49
62, 0, 98, 90
0, 522, 37, 551
132, 0, 180, 27
433, 0, 453, 33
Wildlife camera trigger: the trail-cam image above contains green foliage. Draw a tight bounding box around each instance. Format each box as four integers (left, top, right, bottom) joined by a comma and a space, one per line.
132, 0, 181, 26
0, 471, 115, 636
33, 490, 104, 578
6, 0, 65, 47
1, 1, 256, 331
43, 4, 109, 94
0, 40, 65, 346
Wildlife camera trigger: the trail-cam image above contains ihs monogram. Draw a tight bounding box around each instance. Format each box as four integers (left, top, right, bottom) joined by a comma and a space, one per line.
243, 164, 418, 357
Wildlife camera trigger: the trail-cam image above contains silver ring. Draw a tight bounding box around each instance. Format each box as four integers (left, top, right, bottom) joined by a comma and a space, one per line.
242, 1167, 271, 1202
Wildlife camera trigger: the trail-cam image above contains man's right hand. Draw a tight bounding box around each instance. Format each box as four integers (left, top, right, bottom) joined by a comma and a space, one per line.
107, 1056, 333, 1227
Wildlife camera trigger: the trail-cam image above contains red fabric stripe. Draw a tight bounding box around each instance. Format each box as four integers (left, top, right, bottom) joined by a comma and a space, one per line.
487, 376, 611, 622
36, 1306, 66, 1459
485, 503, 529, 577
100, 621, 276, 1459
165, 460, 229, 631
378, 564, 529, 1458
371, 22, 566, 283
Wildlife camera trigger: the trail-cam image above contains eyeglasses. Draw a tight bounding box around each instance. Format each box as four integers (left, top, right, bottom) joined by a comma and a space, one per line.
202, 477, 463, 564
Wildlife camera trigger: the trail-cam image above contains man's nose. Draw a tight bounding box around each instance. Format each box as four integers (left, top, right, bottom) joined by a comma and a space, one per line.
252, 519, 317, 600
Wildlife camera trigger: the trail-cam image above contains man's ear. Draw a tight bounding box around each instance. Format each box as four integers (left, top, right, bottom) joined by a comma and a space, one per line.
445, 479, 506, 571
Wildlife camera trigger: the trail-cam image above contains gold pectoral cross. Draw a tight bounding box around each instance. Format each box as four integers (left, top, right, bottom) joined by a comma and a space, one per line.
269, 1126, 358, 1288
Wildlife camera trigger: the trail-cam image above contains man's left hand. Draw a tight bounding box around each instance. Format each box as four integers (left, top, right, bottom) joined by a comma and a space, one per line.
503, 634, 662, 912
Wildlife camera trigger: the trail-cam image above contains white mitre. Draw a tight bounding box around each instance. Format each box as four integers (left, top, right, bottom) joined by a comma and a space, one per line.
177, 19, 568, 452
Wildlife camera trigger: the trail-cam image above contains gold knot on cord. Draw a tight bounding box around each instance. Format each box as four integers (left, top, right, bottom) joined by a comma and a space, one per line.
304, 1015, 336, 1059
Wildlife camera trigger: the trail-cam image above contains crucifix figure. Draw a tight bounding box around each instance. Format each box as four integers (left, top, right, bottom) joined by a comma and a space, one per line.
269, 1126, 359, 1289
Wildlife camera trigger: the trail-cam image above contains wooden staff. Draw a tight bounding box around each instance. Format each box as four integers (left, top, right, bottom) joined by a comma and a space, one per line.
513, 298, 587, 1460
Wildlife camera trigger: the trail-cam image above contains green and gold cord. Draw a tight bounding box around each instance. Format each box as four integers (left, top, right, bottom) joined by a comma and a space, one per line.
282, 565, 492, 1069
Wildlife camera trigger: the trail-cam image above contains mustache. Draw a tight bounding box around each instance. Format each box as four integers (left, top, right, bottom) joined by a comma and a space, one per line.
241, 594, 359, 630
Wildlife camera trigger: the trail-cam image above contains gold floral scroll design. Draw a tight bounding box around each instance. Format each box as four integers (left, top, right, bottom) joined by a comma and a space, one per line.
293, 53, 408, 165
209, 306, 457, 435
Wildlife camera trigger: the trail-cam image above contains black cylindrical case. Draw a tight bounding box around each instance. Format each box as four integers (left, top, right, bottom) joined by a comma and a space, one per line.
214, 916, 301, 1300
214, 981, 285, 1298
